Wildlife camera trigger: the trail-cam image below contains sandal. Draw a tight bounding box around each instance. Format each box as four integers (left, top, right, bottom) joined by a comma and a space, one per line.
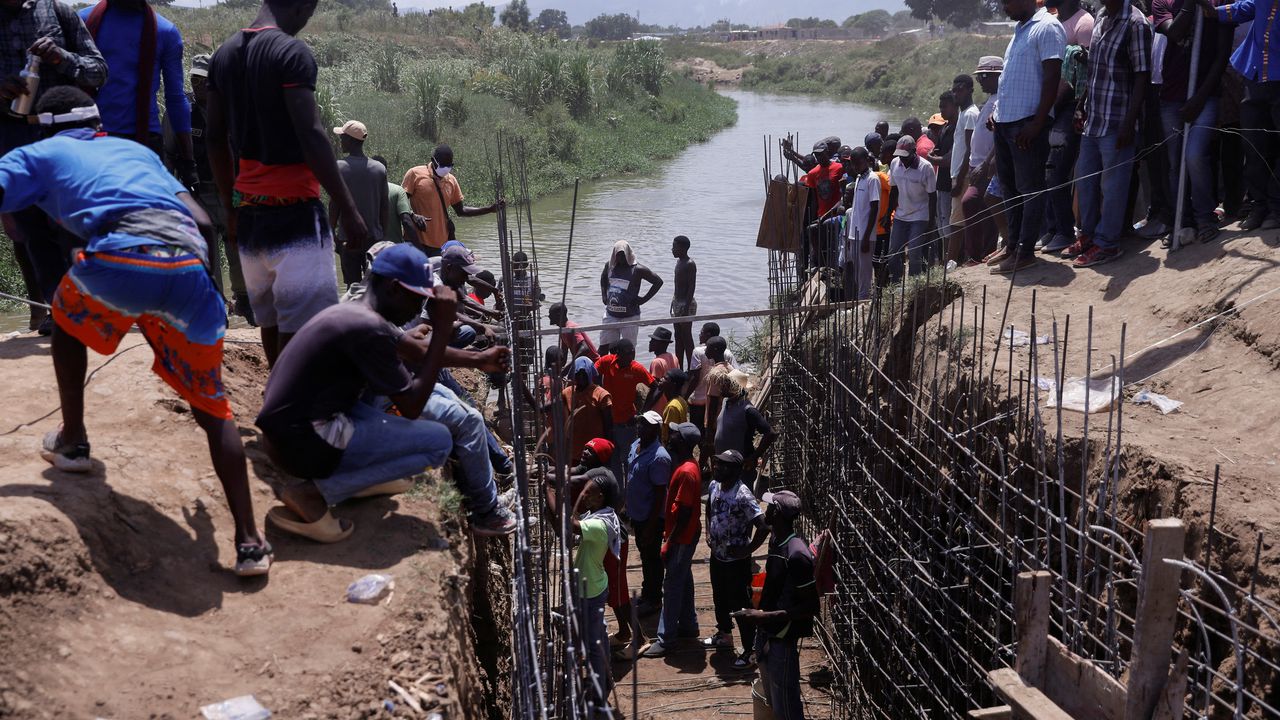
235, 539, 274, 577
266, 506, 354, 543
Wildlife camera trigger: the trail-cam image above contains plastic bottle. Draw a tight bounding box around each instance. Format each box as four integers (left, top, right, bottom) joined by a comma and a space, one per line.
9, 55, 41, 117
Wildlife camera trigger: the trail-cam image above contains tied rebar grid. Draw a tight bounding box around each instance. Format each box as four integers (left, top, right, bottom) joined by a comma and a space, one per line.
757, 153, 1280, 718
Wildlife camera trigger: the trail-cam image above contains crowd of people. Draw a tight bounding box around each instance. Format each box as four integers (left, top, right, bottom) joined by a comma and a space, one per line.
792, 0, 1279, 301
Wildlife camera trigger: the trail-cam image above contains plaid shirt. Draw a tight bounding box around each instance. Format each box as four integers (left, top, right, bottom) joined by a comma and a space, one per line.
1083, 5, 1153, 137
1, 0, 107, 101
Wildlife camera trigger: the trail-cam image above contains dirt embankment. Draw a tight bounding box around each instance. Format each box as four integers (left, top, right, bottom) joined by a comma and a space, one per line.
0, 330, 508, 719
675, 57, 748, 85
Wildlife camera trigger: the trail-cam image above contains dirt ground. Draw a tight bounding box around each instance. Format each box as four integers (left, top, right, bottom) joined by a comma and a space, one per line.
610, 544, 832, 719
674, 58, 747, 85
0, 329, 497, 719
951, 224, 1280, 594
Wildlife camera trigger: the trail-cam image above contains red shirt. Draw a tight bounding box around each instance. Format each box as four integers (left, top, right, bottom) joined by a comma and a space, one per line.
802, 161, 845, 216
595, 355, 655, 424
915, 135, 935, 159
560, 321, 599, 361
664, 460, 703, 545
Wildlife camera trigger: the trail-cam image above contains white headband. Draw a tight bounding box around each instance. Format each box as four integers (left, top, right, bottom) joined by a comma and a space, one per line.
33, 105, 100, 126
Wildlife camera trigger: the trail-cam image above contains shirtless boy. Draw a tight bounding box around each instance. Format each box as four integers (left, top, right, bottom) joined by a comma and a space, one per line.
670, 235, 697, 368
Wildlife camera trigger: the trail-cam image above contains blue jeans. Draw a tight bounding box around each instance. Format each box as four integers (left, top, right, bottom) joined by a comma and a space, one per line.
1161, 98, 1220, 229
994, 117, 1052, 255
1077, 133, 1137, 250
657, 542, 698, 644
315, 401, 451, 505
450, 325, 477, 348
438, 369, 513, 477
582, 589, 611, 698
765, 636, 804, 720
886, 219, 928, 281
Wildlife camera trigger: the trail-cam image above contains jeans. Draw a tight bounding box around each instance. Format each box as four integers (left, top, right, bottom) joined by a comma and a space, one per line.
315, 401, 452, 505
634, 516, 665, 604
1045, 123, 1082, 239
709, 556, 755, 652
610, 422, 636, 486
657, 542, 698, 644
1077, 133, 1138, 250
1161, 98, 1221, 229
994, 117, 1052, 256
1240, 79, 1280, 216
764, 636, 805, 720
450, 325, 477, 348
582, 589, 611, 698
886, 219, 928, 281
421, 384, 499, 515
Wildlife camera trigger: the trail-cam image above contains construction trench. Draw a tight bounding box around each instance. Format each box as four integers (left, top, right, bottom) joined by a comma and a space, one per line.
482, 138, 1280, 720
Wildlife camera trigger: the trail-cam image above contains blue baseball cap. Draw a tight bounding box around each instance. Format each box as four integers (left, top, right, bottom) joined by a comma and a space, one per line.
370, 243, 434, 297
864, 132, 883, 147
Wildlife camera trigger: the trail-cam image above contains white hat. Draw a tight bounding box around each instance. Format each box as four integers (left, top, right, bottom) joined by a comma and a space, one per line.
333, 120, 368, 141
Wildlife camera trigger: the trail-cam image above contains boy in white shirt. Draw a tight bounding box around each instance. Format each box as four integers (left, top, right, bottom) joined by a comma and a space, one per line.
842, 147, 880, 301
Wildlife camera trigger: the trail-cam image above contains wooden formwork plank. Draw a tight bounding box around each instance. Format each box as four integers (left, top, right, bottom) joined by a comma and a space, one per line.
1044, 636, 1126, 720
1015, 571, 1052, 688
969, 706, 1013, 719
1124, 519, 1186, 720
989, 668, 1076, 720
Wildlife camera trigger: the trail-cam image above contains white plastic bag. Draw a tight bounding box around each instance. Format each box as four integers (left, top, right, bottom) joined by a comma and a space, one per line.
1005, 326, 1051, 348
346, 574, 395, 605
1133, 389, 1183, 414
1046, 377, 1120, 414
201, 696, 270, 720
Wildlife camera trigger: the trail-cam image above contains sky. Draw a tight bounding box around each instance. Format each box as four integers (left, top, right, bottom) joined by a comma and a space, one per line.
168, 0, 908, 27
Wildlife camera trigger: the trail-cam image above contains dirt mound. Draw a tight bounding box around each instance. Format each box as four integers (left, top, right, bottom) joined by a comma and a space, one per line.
0, 329, 500, 719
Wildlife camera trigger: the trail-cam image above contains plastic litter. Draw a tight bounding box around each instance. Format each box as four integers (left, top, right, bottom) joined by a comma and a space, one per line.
945, 259, 958, 272
200, 695, 270, 720
346, 574, 395, 605
1005, 326, 1051, 348
1032, 376, 1057, 393
1046, 377, 1120, 414
1133, 389, 1183, 414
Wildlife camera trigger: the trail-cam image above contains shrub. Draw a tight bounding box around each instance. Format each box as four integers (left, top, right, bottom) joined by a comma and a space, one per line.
412, 71, 444, 141
560, 50, 595, 119
373, 42, 400, 93
441, 91, 469, 128
536, 102, 579, 163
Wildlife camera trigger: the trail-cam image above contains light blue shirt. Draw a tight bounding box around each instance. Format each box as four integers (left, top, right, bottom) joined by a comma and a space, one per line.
996, 7, 1067, 123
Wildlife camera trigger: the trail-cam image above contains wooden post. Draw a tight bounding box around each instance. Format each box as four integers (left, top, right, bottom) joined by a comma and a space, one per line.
1124, 519, 1186, 720
1015, 571, 1052, 688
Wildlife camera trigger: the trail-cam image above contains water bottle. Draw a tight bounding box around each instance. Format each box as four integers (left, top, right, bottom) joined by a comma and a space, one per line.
9, 55, 41, 117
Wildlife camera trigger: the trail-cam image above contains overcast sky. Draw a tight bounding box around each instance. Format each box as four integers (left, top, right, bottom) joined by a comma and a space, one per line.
171, 0, 908, 27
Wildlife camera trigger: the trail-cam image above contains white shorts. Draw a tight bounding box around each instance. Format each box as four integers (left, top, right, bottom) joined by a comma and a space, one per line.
599, 312, 639, 349
237, 202, 339, 333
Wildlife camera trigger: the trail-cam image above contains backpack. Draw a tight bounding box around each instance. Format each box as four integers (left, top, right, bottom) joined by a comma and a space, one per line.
810, 528, 836, 595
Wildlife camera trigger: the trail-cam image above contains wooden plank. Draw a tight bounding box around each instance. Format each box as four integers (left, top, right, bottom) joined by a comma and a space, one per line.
1044, 636, 1126, 720
1152, 648, 1190, 720
988, 668, 1075, 720
1015, 571, 1052, 688
1124, 519, 1186, 720
969, 706, 1013, 719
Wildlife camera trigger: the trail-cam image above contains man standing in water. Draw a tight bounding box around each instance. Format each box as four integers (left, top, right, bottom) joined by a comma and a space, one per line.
670, 235, 697, 368
599, 240, 663, 349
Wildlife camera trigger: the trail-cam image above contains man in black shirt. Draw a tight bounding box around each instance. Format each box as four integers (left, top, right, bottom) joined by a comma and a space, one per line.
256, 244, 517, 540
735, 490, 818, 720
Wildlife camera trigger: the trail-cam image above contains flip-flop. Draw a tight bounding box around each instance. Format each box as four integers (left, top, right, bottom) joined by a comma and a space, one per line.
266, 506, 354, 543
352, 478, 415, 499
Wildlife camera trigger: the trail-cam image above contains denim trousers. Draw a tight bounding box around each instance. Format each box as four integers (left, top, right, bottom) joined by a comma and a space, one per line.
886, 219, 928, 281
764, 636, 804, 720
1077, 133, 1138, 250
709, 556, 756, 652
437, 369, 513, 477
315, 401, 452, 505
994, 117, 1052, 255
582, 589, 611, 698
657, 541, 699, 643
1161, 97, 1221, 229
1240, 79, 1280, 216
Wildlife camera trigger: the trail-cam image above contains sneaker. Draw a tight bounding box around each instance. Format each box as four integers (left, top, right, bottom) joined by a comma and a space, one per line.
1073, 245, 1123, 268
471, 505, 518, 537
1059, 235, 1095, 259
640, 639, 668, 658
1261, 215, 1280, 231
234, 540, 273, 577
991, 253, 1037, 275
1196, 226, 1221, 244
701, 631, 734, 650
498, 487, 519, 511
1135, 219, 1170, 238
1239, 208, 1268, 231
1034, 232, 1054, 250
233, 293, 258, 327
40, 430, 92, 473
732, 652, 757, 671
1042, 234, 1074, 253
983, 247, 1011, 266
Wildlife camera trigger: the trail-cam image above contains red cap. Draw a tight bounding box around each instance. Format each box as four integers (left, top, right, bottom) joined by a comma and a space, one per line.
584, 438, 615, 464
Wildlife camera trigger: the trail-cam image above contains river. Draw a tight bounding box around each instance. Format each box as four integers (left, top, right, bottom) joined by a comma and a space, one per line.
0, 90, 885, 349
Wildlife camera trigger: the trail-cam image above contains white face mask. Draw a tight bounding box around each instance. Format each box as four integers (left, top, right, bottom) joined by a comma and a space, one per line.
434, 165, 452, 178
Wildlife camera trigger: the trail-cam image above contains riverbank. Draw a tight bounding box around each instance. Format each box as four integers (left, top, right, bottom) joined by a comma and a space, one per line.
0, 10, 738, 313
666, 34, 1010, 119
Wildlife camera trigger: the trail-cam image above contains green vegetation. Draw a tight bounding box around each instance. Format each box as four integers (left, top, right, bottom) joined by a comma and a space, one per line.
741, 34, 1010, 118
0, 5, 737, 311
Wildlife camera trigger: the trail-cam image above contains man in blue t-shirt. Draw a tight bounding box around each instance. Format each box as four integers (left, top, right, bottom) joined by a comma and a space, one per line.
626, 410, 672, 615
80, 0, 197, 183
0, 87, 271, 577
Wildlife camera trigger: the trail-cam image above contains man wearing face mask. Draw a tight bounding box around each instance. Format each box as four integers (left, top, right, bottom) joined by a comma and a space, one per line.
401, 144, 503, 257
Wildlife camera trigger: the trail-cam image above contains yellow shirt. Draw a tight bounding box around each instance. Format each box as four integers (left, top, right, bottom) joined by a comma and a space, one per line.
661, 396, 690, 443
401, 166, 463, 249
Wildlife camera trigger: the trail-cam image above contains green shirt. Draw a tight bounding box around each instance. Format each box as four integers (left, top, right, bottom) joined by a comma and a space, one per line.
384, 182, 412, 244
576, 516, 609, 598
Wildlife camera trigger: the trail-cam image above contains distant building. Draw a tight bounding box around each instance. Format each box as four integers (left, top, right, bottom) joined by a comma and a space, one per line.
977, 21, 1017, 35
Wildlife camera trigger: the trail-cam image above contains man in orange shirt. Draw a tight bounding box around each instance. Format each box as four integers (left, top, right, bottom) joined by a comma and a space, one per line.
400, 144, 501, 256
595, 338, 661, 483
